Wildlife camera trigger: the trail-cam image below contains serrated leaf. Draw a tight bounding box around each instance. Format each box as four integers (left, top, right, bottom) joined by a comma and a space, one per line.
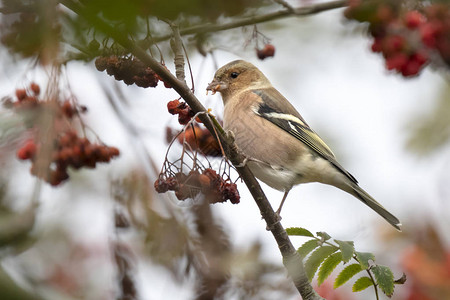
355, 251, 375, 269
372, 265, 394, 297
297, 239, 320, 258
286, 227, 314, 237
318, 252, 343, 286
334, 240, 355, 263
305, 245, 337, 281
352, 276, 374, 292
334, 263, 362, 288
317, 231, 331, 241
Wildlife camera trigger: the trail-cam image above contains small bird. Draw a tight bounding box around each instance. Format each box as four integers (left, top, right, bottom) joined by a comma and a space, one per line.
206, 60, 401, 231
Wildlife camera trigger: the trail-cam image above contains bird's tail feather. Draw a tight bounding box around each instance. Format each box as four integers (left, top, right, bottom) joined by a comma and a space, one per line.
348, 183, 402, 231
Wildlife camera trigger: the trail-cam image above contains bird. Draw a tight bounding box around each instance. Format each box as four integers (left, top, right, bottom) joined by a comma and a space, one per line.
206, 60, 401, 231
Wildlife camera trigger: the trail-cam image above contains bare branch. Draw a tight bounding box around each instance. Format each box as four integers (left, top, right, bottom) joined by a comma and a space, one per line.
151, 0, 347, 43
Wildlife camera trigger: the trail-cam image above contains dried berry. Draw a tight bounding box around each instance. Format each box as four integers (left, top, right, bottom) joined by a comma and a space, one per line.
256, 44, 275, 60
154, 178, 169, 193
95, 55, 159, 88
167, 99, 181, 114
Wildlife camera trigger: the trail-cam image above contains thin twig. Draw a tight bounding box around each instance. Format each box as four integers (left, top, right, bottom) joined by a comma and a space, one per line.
367, 268, 380, 300
273, 0, 295, 13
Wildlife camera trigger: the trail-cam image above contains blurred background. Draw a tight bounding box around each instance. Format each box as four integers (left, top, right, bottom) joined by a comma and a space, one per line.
0, 0, 449, 299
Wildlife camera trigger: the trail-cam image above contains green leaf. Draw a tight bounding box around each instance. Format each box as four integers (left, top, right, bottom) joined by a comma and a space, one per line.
334, 263, 362, 288
317, 231, 331, 241
286, 227, 314, 237
355, 251, 375, 269
372, 265, 394, 297
318, 252, 343, 286
305, 245, 337, 281
334, 240, 355, 263
297, 239, 320, 258
352, 276, 374, 292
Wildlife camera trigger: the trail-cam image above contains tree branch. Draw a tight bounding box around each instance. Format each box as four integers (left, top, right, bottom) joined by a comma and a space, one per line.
60, 1, 325, 299
151, 0, 347, 43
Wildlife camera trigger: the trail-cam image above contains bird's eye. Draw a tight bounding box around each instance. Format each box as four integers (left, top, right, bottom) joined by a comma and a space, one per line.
230, 72, 239, 79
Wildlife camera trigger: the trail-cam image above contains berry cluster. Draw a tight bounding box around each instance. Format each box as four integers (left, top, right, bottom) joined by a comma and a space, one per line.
167, 99, 195, 125
95, 56, 159, 88
154, 168, 240, 204
19, 131, 119, 186
166, 99, 222, 157
6, 83, 87, 128
256, 44, 275, 60
344, 0, 450, 76
421, 4, 450, 66
0, 11, 60, 60
10, 83, 119, 185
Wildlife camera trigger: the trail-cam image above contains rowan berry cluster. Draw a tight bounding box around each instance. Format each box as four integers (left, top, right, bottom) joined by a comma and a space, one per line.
344, 0, 450, 76
256, 44, 275, 60
10, 83, 119, 186
154, 168, 240, 204
166, 99, 222, 157
95, 55, 160, 88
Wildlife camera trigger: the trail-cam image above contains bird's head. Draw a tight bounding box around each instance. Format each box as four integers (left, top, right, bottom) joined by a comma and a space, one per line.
206, 60, 270, 101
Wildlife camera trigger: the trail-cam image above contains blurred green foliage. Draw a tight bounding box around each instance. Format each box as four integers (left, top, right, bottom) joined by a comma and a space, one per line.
405, 83, 450, 156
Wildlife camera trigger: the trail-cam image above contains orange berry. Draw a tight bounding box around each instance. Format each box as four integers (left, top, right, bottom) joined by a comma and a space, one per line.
15, 89, 27, 101
30, 82, 40, 95
167, 99, 180, 114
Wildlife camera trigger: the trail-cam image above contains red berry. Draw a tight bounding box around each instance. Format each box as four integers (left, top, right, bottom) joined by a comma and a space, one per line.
154, 178, 169, 193
411, 51, 429, 65
166, 177, 179, 191
167, 100, 181, 114
61, 101, 75, 118
17, 147, 29, 160
17, 140, 37, 160
15, 89, 27, 101
177, 108, 193, 125
108, 147, 120, 157
401, 60, 421, 77
198, 174, 211, 191
30, 83, 40, 95
404, 11, 425, 29
386, 53, 409, 71
420, 22, 439, 48
256, 44, 275, 60
371, 37, 383, 53
383, 35, 406, 54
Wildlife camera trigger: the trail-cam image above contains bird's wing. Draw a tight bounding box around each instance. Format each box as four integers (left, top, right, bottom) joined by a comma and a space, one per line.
252, 89, 358, 184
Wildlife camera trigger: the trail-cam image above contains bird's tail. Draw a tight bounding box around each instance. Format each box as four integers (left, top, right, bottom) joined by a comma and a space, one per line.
346, 182, 402, 231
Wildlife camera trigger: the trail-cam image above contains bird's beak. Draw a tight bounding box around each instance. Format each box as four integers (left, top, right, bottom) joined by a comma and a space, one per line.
206, 80, 227, 95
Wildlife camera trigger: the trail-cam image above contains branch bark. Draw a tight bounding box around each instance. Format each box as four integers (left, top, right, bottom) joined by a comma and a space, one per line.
60, 1, 330, 299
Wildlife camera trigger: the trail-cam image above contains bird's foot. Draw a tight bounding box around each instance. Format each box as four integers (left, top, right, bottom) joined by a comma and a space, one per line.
225, 130, 235, 143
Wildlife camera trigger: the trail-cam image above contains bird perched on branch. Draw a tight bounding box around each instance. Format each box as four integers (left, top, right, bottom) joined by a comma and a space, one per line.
206, 60, 401, 231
